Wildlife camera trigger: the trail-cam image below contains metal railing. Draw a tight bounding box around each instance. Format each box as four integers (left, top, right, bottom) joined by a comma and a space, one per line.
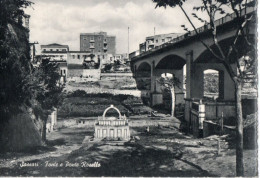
130, 6, 255, 60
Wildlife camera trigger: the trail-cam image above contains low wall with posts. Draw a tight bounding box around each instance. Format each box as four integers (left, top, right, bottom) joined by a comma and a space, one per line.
185, 98, 237, 137
204, 101, 236, 120
190, 101, 205, 138
203, 120, 236, 137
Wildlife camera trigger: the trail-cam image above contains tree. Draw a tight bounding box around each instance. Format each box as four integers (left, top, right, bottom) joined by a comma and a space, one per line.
0, 0, 34, 123
158, 74, 181, 117
33, 58, 64, 141
104, 63, 113, 72
152, 0, 257, 176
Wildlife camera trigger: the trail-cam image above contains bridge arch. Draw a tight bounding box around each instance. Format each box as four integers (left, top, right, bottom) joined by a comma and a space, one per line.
203, 69, 224, 100
135, 61, 151, 91
155, 54, 186, 70
195, 36, 252, 64
136, 61, 151, 71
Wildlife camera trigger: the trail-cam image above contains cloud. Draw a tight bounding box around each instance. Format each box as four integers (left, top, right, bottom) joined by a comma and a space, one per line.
25, 0, 207, 54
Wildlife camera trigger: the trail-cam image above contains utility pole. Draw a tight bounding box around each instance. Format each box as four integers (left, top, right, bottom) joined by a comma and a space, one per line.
128, 27, 129, 58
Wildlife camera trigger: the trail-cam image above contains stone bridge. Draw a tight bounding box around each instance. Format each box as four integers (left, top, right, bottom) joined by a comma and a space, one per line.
130, 7, 256, 137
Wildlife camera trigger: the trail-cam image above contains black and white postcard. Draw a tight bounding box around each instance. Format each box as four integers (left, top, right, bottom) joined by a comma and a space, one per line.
0, 0, 258, 177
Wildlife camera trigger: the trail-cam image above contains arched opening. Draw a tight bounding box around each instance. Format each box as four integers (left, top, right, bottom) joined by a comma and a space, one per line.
136, 62, 151, 76
160, 73, 174, 113
135, 62, 151, 90
103, 105, 122, 119
195, 36, 254, 64
203, 69, 224, 100
155, 55, 186, 70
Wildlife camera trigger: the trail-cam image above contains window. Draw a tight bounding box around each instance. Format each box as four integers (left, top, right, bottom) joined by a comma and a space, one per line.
90, 36, 94, 40
50, 49, 53, 51
62, 49, 66, 51
99, 43, 101, 47
104, 39, 107, 42
162, 39, 165, 43
91, 49, 94, 53
77, 55, 80, 59
72, 55, 75, 59
156, 39, 158, 43
103, 55, 105, 59
99, 36, 101, 40
56, 49, 59, 51
83, 37, 87, 40
90, 43, 94, 47
43, 49, 46, 51
98, 50, 101, 52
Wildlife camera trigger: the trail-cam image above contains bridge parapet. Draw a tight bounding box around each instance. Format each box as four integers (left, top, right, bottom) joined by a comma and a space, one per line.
130, 6, 255, 61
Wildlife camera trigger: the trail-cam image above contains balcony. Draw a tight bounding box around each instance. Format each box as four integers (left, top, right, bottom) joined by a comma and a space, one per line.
90, 45, 95, 49
90, 39, 95, 43
147, 40, 154, 45
103, 46, 107, 50
103, 40, 107, 44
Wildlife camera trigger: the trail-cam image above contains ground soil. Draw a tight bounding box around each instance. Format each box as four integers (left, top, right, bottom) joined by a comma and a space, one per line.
0, 116, 257, 177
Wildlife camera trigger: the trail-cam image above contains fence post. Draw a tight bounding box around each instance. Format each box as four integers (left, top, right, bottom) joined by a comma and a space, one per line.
220, 112, 224, 135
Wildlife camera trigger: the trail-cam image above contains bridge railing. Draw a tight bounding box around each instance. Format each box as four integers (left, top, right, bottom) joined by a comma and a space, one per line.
130, 6, 255, 60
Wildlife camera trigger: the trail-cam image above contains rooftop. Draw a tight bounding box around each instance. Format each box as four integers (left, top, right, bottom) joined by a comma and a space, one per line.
80, 31, 115, 37
41, 43, 69, 48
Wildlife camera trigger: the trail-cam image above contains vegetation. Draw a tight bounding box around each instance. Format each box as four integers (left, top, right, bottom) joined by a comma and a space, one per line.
33, 58, 64, 141
58, 90, 152, 118
204, 73, 219, 94
152, 0, 257, 175
0, 0, 34, 124
0, 0, 64, 148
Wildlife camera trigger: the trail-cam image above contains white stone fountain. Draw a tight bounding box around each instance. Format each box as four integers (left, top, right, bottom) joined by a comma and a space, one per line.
94, 105, 130, 141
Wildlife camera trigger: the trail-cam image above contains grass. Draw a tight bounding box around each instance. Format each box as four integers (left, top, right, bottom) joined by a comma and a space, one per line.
58, 90, 153, 118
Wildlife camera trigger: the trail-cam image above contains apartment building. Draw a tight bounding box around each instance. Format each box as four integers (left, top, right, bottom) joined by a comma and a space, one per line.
144, 33, 181, 51
80, 32, 116, 64
40, 43, 69, 83
40, 43, 69, 61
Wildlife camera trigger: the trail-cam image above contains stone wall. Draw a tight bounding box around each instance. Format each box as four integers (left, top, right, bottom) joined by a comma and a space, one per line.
0, 111, 43, 152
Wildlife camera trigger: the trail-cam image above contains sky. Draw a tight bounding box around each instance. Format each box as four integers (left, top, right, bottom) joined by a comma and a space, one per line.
24, 0, 206, 54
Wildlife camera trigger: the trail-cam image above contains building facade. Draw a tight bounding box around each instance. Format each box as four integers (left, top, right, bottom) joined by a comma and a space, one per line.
80, 32, 116, 64
40, 43, 69, 84
67, 51, 92, 64
144, 33, 182, 51
41, 43, 69, 61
